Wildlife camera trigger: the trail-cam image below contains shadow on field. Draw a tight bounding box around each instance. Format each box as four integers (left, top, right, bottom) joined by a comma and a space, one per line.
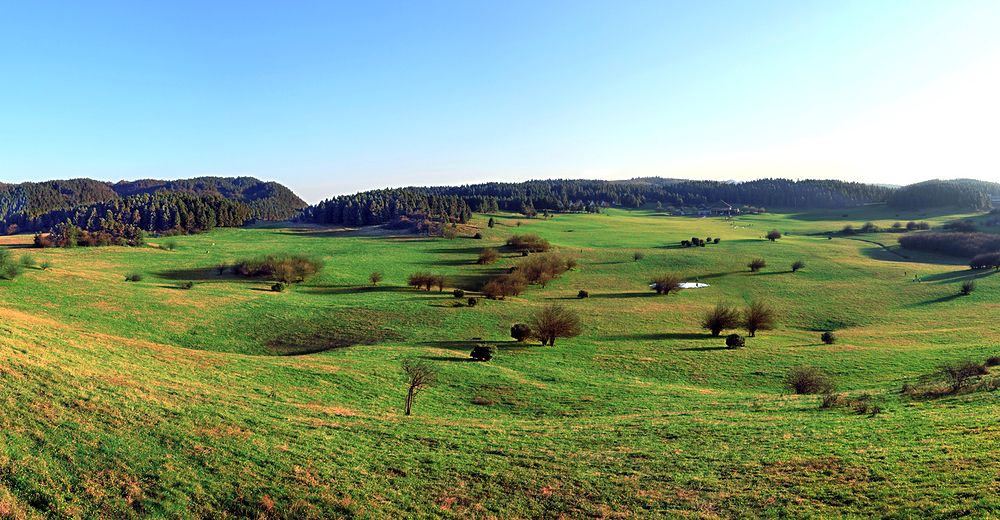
601, 333, 708, 341
421, 356, 477, 362
420, 258, 475, 267
754, 270, 795, 276
156, 268, 240, 281
419, 340, 528, 352
678, 345, 730, 351
859, 246, 967, 266
698, 271, 740, 279
922, 269, 997, 284
299, 284, 409, 295
913, 294, 963, 306
586, 291, 657, 299
425, 246, 490, 255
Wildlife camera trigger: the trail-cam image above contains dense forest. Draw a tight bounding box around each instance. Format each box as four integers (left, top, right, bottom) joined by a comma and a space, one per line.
298, 178, 893, 227
297, 190, 474, 227
0, 177, 303, 234
899, 231, 1000, 259
32, 192, 253, 247
887, 179, 1000, 211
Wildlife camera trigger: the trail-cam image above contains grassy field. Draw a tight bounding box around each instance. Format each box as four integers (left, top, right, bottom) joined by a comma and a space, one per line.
1, 206, 998, 518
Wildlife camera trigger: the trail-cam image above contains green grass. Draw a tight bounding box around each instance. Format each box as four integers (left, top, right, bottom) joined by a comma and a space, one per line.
1, 206, 998, 517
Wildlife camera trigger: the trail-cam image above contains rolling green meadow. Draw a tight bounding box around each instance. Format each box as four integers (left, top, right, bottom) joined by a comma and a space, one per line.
1, 207, 998, 518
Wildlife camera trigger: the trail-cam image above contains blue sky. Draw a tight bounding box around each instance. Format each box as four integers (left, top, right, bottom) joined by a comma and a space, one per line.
1, 1, 999, 201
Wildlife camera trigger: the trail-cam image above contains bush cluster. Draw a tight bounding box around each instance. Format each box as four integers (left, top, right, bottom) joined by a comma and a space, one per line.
786, 366, 835, 394
506, 234, 551, 253
235, 255, 323, 283
408, 272, 447, 292
482, 273, 527, 300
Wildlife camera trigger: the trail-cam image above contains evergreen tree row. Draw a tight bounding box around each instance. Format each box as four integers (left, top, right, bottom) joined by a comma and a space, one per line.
887, 179, 999, 211
27, 192, 253, 238
297, 190, 474, 226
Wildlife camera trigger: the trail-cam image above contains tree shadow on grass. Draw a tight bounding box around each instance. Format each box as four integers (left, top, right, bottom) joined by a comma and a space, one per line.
419, 340, 528, 352
156, 268, 241, 281
678, 345, 730, 351
299, 285, 409, 295
754, 270, 795, 276
419, 355, 478, 362
419, 258, 475, 267
922, 269, 997, 284
912, 293, 964, 306
698, 271, 741, 279
601, 333, 709, 341
586, 291, 658, 299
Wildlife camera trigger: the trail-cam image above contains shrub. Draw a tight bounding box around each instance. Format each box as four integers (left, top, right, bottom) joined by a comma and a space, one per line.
482, 273, 527, 299
742, 301, 776, 337
786, 366, 835, 394
470, 344, 495, 361
125, 273, 143, 282
650, 274, 682, 296
506, 234, 550, 253
0, 250, 19, 279
725, 334, 745, 348
820, 393, 846, 409
713, 238, 720, 244
161, 240, 178, 251
939, 361, 988, 393
791, 260, 805, 272
271, 282, 287, 292
19, 254, 36, 268
477, 248, 500, 265
960, 280, 976, 296
577, 290, 589, 299
408, 272, 444, 291
985, 356, 1000, 367
453, 289, 465, 298
633, 251, 644, 262
487, 217, 495, 228
821, 331, 837, 344
766, 230, 781, 241
510, 323, 532, 342
234, 255, 323, 283
748, 258, 767, 272
39, 260, 52, 270
701, 303, 739, 336
518, 253, 574, 286
467, 297, 478, 307
179, 281, 195, 290
528, 304, 582, 346
369, 272, 383, 286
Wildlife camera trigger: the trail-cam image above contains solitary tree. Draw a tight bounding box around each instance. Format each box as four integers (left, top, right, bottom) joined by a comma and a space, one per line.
748, 258, 767, 272
633, 251, 645, 262
791, 260, 805, 273
821, 331, 837, 344
487, 217, 495, 228
766, 230, 782, 242
402, 359, 437, 416
478, 248, 500, 265
742, 301, 776, 337
528, 304, 582, 346
960, 280, 976, 296
701, 303, 740, 337
369, 271, 383, 286
650, 274, 682, 296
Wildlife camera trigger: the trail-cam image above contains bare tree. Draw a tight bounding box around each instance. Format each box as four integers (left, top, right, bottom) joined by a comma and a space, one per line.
748, 258, 767, 272
528, 304, 582, 346
791, 260, 805, 273
402, 359, 437, 416
370, 271, 383, 286
650, 274, 683, 296
742, 301, 776, 337
701, 303, 740, 337
477, 248, 500, 265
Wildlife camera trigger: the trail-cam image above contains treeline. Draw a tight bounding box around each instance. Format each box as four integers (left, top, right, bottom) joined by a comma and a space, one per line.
297, 189, 474, 227
887, 179, 1000, 211
31, 192, 252, 247
298, 178, 893, 226
898, 232, 1000, 259
1, 176, 304, 234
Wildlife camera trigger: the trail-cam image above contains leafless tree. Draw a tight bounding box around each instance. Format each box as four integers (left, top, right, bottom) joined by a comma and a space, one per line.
528, 304, 582, 346
402, 359, 437, 416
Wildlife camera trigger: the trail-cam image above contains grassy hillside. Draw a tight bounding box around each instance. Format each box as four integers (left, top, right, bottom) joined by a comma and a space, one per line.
0, 207, 997, 517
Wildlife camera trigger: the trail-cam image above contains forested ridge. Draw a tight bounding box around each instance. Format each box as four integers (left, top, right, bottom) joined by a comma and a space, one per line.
1, 176, 304, 234
887, 179, 1000, 211
298, 178, 893, 226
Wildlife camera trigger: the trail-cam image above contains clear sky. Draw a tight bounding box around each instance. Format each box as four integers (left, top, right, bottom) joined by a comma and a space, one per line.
1, 1, 999, 202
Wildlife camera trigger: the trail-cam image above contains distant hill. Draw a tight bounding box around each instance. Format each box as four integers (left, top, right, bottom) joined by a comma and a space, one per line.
0, 176, 305, 233
887, 179, 1000, 211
